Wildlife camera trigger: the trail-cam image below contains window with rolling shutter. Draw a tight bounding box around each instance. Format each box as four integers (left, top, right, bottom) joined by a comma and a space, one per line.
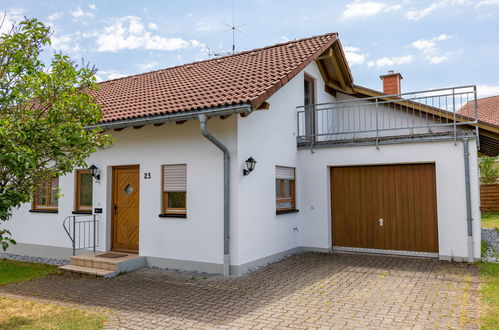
275, 166, 296, 211
162, 164, 187, 216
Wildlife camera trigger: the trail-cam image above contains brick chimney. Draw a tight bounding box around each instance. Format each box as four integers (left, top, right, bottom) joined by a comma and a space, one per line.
380, 70, 403, 95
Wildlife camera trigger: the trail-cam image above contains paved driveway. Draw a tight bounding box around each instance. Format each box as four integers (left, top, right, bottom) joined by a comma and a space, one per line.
0, 252, 480, 329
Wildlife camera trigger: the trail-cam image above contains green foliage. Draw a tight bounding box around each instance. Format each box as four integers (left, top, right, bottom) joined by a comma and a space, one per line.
0, 18, 112, 249
479, 156, 498, 184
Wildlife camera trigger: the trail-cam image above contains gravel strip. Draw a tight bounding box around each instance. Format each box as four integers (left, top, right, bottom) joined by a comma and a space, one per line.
0, 253, 69, 266
481, 228, 499, 263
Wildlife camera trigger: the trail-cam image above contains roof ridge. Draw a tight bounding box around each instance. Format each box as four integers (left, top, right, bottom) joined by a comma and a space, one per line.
98, 32, 339, 85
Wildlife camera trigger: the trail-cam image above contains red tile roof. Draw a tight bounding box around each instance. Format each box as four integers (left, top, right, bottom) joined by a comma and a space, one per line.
459, 95, 499, 128
94, 33, 339, 123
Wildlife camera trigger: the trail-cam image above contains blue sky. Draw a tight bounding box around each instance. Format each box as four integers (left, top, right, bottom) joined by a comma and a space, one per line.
2, 0, 499, 97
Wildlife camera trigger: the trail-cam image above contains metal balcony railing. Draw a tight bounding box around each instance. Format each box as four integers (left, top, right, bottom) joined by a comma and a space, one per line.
296, 85, 479, 148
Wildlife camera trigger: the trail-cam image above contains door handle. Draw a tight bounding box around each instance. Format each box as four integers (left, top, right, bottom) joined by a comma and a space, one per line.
114, 204, 117, 215
378, 218, 384, 226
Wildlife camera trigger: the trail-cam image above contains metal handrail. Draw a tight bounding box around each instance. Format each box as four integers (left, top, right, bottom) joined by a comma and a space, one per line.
296, 85, 479, 149
63, 214, 99, 256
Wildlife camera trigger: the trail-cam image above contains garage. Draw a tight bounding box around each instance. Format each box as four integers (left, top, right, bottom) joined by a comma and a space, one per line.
331, 163, 439, 255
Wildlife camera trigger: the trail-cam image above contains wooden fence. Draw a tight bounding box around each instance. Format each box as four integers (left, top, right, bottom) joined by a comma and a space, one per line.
480, 183, 499, 212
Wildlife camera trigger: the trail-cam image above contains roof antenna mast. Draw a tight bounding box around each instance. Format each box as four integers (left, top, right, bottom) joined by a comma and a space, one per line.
223, 0, 245, 54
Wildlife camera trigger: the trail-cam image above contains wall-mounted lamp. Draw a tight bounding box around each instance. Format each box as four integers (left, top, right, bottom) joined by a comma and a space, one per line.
243, 157, 257, 176
88, 164, 100, 180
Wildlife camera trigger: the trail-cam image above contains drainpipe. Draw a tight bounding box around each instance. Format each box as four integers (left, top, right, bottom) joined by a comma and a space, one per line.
463, 138, 474, 262
198, 114, 231, 275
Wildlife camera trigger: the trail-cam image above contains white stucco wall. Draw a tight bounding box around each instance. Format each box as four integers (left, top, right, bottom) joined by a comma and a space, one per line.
6, 117, 239, 267
233, 62, 335, 266
297, 140, 481, 260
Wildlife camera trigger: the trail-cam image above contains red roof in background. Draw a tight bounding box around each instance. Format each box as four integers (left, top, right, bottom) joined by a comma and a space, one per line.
94, 33, 339, 123
459, 95, 499, 128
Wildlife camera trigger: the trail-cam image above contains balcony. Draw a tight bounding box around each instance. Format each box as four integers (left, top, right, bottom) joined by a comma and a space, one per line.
296, 86, 479, 149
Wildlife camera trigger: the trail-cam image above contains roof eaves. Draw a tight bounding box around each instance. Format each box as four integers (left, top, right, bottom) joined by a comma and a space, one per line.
90, 103, 253, 130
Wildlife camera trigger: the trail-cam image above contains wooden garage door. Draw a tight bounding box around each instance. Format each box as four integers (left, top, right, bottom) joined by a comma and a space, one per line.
331, 164, 438, 253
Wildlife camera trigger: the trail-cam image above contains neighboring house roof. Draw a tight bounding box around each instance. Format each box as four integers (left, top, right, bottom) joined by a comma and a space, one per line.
459, 95, 499, 128
94, 33, 346, 123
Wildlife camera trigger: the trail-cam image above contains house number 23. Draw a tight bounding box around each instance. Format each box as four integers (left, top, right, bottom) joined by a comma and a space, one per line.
144, 172, 151, 179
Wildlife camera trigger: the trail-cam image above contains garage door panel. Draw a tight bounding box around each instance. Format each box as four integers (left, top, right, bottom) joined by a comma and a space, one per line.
331, 163, 438, 254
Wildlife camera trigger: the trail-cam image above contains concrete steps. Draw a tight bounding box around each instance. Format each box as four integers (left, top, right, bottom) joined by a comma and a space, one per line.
59, 252, 146, 278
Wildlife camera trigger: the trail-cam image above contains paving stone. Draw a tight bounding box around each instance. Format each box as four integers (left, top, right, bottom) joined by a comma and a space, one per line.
0, 252, 480, 329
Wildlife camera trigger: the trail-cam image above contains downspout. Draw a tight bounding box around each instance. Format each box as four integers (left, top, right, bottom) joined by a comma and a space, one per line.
463, 138, 474, 262
198, 114, 231, 275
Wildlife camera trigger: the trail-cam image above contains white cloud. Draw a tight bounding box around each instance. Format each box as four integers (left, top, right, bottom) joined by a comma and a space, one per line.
51, 34, 81, 53
404, 0, 472, 21
477, 0, 499, 7
94, 16, 201, 52
0, 8, 25, 34
409, 34, 454, 64
367, 55, 413, 67
342, 1, 390, 19
89, 4, 97, 10
48, 11, 63, 21
136, 61, 159, 70
477, 85, 499, 97
344, 46, 368, 65
95, 70, 128, 82
148, 22, 159, 30
70, 6, 94, 19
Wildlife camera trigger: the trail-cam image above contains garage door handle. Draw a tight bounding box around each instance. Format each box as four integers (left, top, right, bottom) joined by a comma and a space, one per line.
378, 218, 384, 226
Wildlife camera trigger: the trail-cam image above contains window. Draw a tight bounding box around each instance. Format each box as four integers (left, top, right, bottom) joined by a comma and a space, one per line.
75, 169, 93, 212
276, 166, 296, 212
32, 178, 59, 211
304, 74, 316, 139
162, 164, 187, 216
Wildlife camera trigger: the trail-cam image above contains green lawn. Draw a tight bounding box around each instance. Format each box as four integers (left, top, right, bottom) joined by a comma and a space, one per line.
477, 262, 499, 329
481, 212, 499, 231
0, 259, 107, 329
0, 259, 59, 286
0, 297, 106, 329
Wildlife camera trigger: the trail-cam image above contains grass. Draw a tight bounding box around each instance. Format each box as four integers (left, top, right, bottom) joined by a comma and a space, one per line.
0, 259, 107, 329
477, 262, 499, 329
0, 297, 106, 329
0, 259, 59, 286
481, 212, 499, 231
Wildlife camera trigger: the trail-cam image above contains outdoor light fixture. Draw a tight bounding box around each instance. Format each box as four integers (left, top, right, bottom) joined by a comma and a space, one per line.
88, 164, 100, 180
243, 157, 257, 176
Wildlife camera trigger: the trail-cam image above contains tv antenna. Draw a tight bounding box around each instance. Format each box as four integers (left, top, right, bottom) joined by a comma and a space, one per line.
222, 0, 245, 54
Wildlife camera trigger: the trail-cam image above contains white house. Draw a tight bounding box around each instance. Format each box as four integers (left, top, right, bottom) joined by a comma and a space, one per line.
5, 33, 499, 275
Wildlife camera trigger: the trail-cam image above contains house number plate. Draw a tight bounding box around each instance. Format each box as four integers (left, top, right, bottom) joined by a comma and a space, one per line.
144, 172, 151, 179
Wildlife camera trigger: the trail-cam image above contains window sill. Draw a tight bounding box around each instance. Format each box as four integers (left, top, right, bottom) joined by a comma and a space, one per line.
158, 213, 187, 219
276, 209, 299, 215
29, 209, 58, 214
72, 210, 92, 215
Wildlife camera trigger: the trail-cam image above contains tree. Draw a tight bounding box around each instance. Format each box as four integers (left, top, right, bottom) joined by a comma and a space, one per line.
478, 156, 498, 185
0, 18, 111, 250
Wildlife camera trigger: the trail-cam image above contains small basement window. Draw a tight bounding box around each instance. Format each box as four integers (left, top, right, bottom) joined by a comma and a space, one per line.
75, 169, 93, 213
161, 164, 187, 217
32, 177, 59, 212
276, 166, 296, 212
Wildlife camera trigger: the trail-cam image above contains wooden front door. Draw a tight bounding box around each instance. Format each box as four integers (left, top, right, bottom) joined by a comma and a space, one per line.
112, 165, 140, 253
331, 164, 438, 253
